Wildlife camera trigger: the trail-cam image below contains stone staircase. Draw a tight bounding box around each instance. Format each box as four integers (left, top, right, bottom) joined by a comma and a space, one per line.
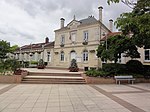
21, 72, 86, 84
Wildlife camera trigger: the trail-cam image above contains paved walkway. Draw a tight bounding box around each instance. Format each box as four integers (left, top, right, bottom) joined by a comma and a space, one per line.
0, 83, 150, 112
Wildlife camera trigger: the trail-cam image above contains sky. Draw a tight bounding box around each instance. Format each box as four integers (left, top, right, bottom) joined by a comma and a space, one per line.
0, 0, 132, 46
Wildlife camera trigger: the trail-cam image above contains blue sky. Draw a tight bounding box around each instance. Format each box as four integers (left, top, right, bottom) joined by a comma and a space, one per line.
0, 0, 131, 46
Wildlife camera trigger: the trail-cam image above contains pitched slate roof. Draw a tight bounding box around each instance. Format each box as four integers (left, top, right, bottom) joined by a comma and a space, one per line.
16, 41, 54, 51
79, 16, 98, 25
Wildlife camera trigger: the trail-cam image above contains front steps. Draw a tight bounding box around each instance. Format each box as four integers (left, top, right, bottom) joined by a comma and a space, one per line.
21, 72, 86, 84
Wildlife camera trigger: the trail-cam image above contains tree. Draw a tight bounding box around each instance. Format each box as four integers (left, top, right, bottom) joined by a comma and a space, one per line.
97, 35, 140, 63
0, 40, 20, 75
107, 0, 137, 8
107, 0, 150, 48
0, 40, 10, 60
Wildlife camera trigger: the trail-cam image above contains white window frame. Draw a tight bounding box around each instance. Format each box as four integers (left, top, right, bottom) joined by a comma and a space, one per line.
47, 52, 51, 62
60, 51, 65, 61
144, 49, 150, 62
83, 31, 88, 42
83, 50, 88, 62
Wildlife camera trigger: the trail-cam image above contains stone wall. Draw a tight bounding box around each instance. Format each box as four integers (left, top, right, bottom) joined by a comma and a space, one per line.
0, 71, 28, 83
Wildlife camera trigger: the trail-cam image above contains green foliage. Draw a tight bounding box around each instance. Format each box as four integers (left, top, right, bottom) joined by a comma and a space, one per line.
108, 0, 150, 48
9, 45, 19, 53
30, 61, 38, 65
0, 59, 21, 75
0, 40, 20, 75
38, 59, 44, 66
11, 59, 21, 72
69, 59, 79, 72
85, 69, 109, 77
97, 35, 140, 63
126, 60, 144, 74
102, 63, 126, 75
37, 59, 45, 69
107, 0, 120, 5
0, 40, 10, 59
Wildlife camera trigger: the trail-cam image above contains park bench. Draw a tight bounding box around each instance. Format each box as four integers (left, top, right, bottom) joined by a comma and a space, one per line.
114, 75, 135, 85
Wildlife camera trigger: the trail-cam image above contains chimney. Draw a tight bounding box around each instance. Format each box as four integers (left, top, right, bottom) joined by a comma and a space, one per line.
60, 18, 65, 28
98, 6, 103, 22
109, 19, 113, 32
45, 37, 49, 43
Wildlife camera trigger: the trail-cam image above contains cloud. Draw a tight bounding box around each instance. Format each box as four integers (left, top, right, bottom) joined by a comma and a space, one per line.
0, 0, 132, 46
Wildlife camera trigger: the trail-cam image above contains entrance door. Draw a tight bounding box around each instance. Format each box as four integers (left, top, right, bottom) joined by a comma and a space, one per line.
70, 51, 76, 60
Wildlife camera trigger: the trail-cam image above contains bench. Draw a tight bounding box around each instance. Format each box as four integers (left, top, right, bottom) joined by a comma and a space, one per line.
114, 76, 135, 85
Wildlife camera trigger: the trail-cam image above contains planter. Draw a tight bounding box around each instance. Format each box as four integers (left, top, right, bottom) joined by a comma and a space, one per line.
83, 76, 115, 84
0, 70, 28, 83
69, 68, 79, 72
37, 65, 45, 69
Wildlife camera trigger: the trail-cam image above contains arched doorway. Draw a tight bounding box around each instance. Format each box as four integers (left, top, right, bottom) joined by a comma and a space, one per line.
70, 50, 76, 60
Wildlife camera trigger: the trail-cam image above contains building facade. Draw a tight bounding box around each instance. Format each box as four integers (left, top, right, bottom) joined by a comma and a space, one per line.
14, 6, 150, 69
14, 6, 113, 69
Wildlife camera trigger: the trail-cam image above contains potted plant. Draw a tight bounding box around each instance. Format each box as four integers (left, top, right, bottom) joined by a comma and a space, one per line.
11, 59, 22, 75
69, 59, 79, 72
37, 59, 45, 69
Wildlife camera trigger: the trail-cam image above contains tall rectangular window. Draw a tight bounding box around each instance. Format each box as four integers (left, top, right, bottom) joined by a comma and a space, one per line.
60, 35, 65, 45
47, 52, 51, 62
83, 31, 88, 41
145, 50, 150, 61
60, 51, 64, 61
83, 50, 88, 61
71, 33, 76, 42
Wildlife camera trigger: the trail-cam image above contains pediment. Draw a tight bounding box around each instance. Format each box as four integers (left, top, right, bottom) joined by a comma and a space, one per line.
67, 20, 80, 29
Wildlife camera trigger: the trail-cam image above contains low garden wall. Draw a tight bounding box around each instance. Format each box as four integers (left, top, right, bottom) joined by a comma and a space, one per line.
82, 74, 150, 84
0, 71, 28, 83
82, 74, 115, 84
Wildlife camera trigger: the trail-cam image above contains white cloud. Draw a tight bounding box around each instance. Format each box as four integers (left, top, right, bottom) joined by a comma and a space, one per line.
0, 0, 132, 46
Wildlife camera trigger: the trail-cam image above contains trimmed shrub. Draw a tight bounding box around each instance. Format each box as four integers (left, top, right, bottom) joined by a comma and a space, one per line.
102, 63, 126, 76
30, 61, 38, 65
85, 69, 110, 77
126, 60, 144, 74
69, 59, 79, 72
143, 65, 150, 79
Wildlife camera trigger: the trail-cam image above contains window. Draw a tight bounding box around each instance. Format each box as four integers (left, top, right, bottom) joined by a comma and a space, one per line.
60, 35, 65, 45
60, 51, 64, 61
71, 33, 76, 42
83, 50, 88, 61
47, 52, 51, 62
145, 50, 150, 61
70, 51, 76, 60
83, 31, 88, 41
